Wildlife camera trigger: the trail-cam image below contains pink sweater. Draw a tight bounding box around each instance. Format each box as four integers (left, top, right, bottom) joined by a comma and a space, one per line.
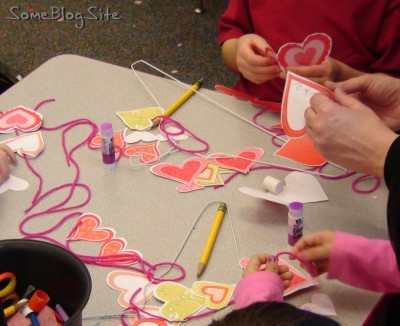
234, 232, 400, 308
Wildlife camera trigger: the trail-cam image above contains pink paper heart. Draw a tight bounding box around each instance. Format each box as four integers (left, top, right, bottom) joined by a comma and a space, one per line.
0, 106, 43, 133
301, 293, 336, 316
99, 238, 141, 265
1, 131, 44, 157
150, 157, 209, 185
278, 33, 332, 68
89, 129, 126, 153
69, 213, 115, 242
209, 147, 264, 173
123, 141, 161, 164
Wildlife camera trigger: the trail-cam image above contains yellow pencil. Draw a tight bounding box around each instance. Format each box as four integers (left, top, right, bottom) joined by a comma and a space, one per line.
153, 79, 204, 127
197, 202, 227, 277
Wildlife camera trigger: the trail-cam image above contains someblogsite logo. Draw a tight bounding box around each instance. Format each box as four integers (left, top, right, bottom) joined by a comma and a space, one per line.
6, 6, 121, 30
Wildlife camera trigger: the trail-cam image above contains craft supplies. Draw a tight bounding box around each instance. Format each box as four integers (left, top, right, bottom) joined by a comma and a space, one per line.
153, 79, 204, 127
100, 122, 116, 169
262, 175, 284, 194
288, 202, 304, 246
197, 202, 227, 276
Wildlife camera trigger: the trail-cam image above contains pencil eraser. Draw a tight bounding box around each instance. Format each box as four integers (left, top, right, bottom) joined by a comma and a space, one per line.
262, 175, 284, 194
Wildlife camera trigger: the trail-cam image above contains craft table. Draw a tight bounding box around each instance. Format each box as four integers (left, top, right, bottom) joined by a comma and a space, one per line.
0, 54, 388, 326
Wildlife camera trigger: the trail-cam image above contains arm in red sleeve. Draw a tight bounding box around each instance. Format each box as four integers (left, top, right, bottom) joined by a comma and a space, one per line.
328, 232, 400, 292
233, 271, 284, 309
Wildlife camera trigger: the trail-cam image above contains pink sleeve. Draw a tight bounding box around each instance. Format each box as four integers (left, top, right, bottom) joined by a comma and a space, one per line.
328, 232, 400, 292
233, 271, 284, 309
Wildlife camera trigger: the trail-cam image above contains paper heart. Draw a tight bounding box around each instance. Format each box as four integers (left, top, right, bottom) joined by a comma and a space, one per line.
89, 129, 126, 152
0, 106, 43, 133
301, 293, 336, 316
123, 141, 161, 164
239, 258, 317, 296
124, 127, 188, 143
116, 107, 165, 131
209, 147, 264, 173
150, 157, 209, 185
0, 175, 29, 194
154, 282, 205, 321
281, 72, 333, 138
278, 33, 332, 69
99, 238, 142, 265
191, 281, 235, 309
275, 134, 326, 166
176, 183, 204, 193
68, 213, 115, 242
1, 131, 44, 157
107, 270, 156, 307
239, 171, 328, 205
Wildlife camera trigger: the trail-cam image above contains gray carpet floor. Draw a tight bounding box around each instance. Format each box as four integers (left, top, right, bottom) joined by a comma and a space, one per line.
0, 0, 237, 90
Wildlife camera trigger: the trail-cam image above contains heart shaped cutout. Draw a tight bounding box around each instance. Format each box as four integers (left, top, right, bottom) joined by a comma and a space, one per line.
191, 281, 235, 309
150, 157, 209, 185
0, 175, 29, 194
116, 107, 165, 131
123, 141, 161, 164
301, 293, 336, 316
209, 147, 264, 173
100, 238, 142, 265
0, 106, 43, 133
89, 129, 126, 153
1, 131, 44, 157
68, 213, 115, 242
278, 33, 332, 69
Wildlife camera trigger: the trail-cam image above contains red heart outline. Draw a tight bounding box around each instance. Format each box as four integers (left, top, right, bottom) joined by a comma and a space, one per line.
69, 213, 115, 242
278, 33, 332, 68
208, 148, 264, 173
123, 141, 160, 164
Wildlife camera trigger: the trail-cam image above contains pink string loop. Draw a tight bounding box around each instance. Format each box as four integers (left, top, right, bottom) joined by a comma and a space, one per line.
158, 115, 209, 154
352, 174, 380, 194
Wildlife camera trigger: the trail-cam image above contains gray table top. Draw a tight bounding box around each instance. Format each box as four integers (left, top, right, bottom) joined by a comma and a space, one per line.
0, 55, 388, 326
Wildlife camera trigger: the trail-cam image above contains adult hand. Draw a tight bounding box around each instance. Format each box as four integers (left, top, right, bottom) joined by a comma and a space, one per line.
236, 34, 281, 84
305, 87, 398, 176
243, 254, 293, 289
328, 74, 400, 131
291, 231, 336, 275
0, 144, 17, 185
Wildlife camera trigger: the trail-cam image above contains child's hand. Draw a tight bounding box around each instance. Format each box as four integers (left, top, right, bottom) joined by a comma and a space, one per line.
243, 254, 294, 289
0, 144, 17, 186
290, 231, 336, 275
281, 57, 341, 85
236, 34, 281, 84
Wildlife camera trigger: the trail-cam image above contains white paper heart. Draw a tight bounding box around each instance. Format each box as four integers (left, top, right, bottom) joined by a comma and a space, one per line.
0, 175, 29, 194
239, 171, 328, 205
301, 293, 336, 316
123, 127, 188, 144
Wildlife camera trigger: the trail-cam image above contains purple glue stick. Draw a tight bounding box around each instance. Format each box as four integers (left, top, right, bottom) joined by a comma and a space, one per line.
288, 202, 303, 246
100, 122, 116, 170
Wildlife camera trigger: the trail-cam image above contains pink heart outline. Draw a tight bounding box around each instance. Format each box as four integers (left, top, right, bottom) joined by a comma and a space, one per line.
99, 237, 142, 265
69, 212, 115, 242
122, 141, 161, 164
277, 33, 332, 69
1, 131, 44, 158
0, 106, 43, 133
208, 147, 264, 173
150, 157, 209, 185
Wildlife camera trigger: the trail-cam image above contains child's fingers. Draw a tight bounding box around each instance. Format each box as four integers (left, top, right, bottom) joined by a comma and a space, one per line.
264, 255, 278, 273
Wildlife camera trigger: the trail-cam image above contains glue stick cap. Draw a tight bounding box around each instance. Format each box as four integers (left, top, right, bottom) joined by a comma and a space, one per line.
100, 122, 113, 138
289, 202, 303, 218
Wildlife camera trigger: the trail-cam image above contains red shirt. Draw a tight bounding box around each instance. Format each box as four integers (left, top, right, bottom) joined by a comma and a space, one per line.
218, 0, 400, 102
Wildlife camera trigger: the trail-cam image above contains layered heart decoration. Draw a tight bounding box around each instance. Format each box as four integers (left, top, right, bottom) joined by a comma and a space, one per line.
0, 106, 43, 133
116, 107, 165, 131
1, 131, 44, 158
191, 281, 235, 310
277, 33, 332, 69
100, 238, 142, 265
89, 129, 126, 153
123, 141, 161, 164
150, 157, 209, 185
208, 147, 264, 173
154, 282, 206, 321
68, 213, 115, 242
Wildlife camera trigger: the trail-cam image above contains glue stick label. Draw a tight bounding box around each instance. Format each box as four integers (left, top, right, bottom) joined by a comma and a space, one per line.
288, 202, 303, 246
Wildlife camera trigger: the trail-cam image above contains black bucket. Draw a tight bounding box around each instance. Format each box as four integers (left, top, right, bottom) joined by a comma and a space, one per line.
0, 239, 91, 325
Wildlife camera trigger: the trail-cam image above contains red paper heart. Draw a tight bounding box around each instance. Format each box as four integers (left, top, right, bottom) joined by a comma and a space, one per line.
278, 33, 332, 68
123, 141, 160, 164
150, 157, 209, 185
89, 129, 126, 152
100, 238, 141, 265
0, 106, 43, 133
209, 148, 264, 173
201, 286, 229, 304
69, 213, 115, 242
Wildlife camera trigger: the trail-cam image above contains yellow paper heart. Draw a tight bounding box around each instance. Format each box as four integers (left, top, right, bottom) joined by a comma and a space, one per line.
154, 282, 205, 321
116, 107, 164, 130
191, 281, 235, 309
